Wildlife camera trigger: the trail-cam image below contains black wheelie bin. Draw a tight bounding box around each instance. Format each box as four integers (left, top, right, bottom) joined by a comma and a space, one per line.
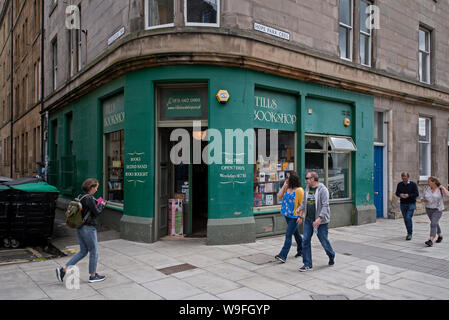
5, 177, 59, 248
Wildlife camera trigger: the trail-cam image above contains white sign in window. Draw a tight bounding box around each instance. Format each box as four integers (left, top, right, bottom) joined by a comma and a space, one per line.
329, 136, 357, 151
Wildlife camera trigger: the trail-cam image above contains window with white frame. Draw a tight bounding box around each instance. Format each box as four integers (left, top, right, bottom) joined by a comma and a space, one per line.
359, 0, 372, 66
145, 0, 174, 29
339, 0, 353, 61
305, 135, 356, 200
419, 117, 431, 179
69, 6, 82, 76
419, 27, 431, 84
185, 0, 219, 27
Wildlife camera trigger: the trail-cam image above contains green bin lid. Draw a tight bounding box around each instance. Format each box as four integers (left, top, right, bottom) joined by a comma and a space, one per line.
10, 181, 59, 193
0, 185, 10, 191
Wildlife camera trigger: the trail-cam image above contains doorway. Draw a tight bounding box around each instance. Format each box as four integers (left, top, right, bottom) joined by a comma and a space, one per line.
374, 146, 384, 218
157, 127, 208, 239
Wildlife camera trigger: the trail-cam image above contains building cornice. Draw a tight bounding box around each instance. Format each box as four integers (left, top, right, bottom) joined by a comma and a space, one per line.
43, 30, 449, 113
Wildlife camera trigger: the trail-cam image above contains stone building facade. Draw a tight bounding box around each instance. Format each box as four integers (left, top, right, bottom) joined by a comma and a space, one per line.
0, 0, 43, 179
2, 0, 449, 243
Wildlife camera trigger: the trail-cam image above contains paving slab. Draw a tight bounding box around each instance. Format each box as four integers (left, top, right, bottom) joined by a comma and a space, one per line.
142, 277, 205, 300
216, 287, 275, 300
97, 283, 163, 300
183, 272, 242, 295
237, 275, 302, 299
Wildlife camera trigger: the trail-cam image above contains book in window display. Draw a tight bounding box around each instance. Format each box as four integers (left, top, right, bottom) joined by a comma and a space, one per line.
265, 183, 273, 193
254, 130, 296, 208
265, 194, 274, 206
254, 193, 263, 207
278, 171, 285, 181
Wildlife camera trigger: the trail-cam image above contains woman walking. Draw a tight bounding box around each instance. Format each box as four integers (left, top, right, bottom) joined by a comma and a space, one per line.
56, 178, 107, 283
421, 176, 447, 247
275, 172, 304, 263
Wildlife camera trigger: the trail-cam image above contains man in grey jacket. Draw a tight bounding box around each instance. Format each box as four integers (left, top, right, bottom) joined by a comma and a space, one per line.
296, 171, 335, 272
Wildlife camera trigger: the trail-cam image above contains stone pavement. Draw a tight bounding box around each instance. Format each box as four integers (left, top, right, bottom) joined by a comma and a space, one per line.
1, 213, 449, 300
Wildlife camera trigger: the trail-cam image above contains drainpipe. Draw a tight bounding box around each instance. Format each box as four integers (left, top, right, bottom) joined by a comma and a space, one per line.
9, 0, 13, 178
388, 110, 394, 216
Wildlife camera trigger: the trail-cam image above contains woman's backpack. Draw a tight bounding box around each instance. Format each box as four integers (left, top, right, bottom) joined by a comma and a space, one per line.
65, 194, 90, 228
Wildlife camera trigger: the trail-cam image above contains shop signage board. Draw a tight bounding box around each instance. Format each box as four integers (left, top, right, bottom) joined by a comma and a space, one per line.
254, 89, 297, 131
158, 87, 208, 121
103, 94, 125, 133
125, 151, 149, 186
165, 93, 203, 118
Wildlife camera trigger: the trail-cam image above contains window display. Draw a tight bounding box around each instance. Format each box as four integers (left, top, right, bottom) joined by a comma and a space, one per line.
254, 130, 295, 208
105, 130, 124, 204
305, 135, 352, 200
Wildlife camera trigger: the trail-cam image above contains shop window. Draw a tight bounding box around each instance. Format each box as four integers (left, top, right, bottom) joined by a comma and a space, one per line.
146, 0, 174, 29
254, 129, 296, 208
105, 130, 124, 204
185, 0, 219, 27
305, 135, 354, 200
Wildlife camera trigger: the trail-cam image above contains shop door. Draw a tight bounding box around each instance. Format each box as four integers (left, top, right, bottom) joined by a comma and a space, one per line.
373, 146, 384, 218
158, 129, 172, 238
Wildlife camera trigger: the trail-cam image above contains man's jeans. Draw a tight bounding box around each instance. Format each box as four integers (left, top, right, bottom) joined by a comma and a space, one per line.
400, 203, 416, 236
278, 217, 303, 261
302, 219, 335, 268
66, 225, 98, 275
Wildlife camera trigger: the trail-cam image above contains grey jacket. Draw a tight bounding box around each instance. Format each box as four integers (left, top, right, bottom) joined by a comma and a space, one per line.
299, 182, 330, 225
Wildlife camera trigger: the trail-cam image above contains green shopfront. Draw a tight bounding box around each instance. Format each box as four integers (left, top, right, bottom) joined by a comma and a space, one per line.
48, 65, 375, 245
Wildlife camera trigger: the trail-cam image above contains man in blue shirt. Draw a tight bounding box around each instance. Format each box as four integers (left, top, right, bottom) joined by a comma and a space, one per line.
395, 172, 419, 240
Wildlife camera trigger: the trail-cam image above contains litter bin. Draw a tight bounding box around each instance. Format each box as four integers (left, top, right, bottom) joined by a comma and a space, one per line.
0, 184, 10, 247
4, 177, 59, 248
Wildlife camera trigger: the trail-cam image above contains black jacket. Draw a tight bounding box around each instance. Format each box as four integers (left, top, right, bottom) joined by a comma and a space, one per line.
79, 193, 105, 228
395, 181, 419, 204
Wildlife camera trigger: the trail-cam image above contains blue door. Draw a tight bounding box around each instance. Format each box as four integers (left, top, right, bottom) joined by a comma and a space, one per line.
374, 146, 384, 218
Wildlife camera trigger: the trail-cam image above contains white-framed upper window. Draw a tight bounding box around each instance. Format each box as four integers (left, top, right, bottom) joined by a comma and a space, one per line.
419, 27, 431, 84
185, 0, 220, 27
359, 0, 372, 67
339, 0, 353, 61
145, 0, 175, 30
419, 117, 431, 180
